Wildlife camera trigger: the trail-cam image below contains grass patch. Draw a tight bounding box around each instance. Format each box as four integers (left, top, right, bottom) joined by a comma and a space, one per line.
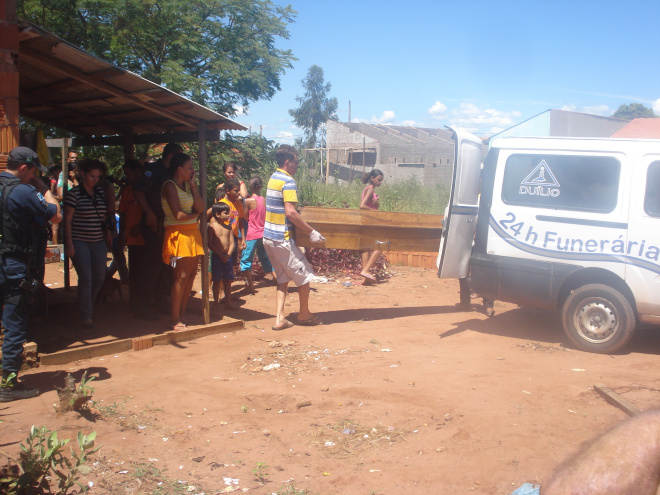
305, 420, 408, 459
297, 174, 449, 215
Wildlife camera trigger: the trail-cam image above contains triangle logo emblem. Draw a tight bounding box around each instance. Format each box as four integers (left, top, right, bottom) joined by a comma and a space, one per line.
521, 160, 560, 187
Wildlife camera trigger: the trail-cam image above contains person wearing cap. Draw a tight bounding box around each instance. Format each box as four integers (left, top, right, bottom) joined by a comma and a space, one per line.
0, 147, 61, 402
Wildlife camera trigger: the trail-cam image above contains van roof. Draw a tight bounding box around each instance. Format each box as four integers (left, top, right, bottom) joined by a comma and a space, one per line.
490, 135, 660, 152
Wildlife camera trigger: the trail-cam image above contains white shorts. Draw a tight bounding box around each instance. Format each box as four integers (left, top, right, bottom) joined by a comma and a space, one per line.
263, 238, 315, 286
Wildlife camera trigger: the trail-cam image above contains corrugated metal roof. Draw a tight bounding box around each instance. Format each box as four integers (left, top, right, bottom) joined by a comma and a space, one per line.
17, 21, 246, 140
611, 118, 660, 138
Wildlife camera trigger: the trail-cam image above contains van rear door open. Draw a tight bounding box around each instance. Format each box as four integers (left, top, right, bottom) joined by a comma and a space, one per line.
437, 127, 483, 278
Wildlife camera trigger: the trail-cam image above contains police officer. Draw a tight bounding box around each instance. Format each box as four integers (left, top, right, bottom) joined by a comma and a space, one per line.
0, 147, 61, 402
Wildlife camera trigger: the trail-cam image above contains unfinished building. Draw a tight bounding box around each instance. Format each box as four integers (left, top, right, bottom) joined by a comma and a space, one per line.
325, 121, 456, 186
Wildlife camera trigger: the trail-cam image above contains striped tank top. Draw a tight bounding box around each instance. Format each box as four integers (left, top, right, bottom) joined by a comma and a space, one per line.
161, 180, 197, 227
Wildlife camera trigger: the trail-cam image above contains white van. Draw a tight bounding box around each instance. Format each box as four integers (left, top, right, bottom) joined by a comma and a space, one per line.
438, 127, 660, 353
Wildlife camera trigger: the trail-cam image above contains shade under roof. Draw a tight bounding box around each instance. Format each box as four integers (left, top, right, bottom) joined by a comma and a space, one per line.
17, 20, 247, 141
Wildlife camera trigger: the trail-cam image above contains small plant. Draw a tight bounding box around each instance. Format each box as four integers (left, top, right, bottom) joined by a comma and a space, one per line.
56, 371, 96, 413
130, 461, 161, 479
277, 485, 312, 495
1, 372, 17, 388
241, 405, 249, 413
252, 461, 270, 483
95, 399, 126, 417
0, 426, 100, 494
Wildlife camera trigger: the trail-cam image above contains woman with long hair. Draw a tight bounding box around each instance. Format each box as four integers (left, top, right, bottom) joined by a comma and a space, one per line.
359, 168, 384, 284
161, 153, 205, 331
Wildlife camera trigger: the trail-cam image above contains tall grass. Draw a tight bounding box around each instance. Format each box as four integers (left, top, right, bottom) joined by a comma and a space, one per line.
297, 173, 450, 215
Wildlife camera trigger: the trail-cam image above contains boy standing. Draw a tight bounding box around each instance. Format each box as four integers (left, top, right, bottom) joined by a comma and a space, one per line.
221, 178, 246, 264
208, 203, 237, 309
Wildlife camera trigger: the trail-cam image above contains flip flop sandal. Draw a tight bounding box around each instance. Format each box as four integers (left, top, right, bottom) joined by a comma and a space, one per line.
361, 273, 377, 282
172, 323, 187, 332
272, 319, 294, 331
297, 314, 323, 326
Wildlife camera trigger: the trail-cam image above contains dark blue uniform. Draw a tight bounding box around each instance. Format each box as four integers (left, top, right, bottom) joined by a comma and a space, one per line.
0, 171, 58, 374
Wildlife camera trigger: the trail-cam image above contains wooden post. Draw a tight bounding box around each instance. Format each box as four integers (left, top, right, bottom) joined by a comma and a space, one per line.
62, 139, 70, 289
0, 0, 20, 166
325, 145, 330, 184
123, 134, 134, 159
362, 138, 366, 180
348, 149, 354, 183
198, 120, 210, 324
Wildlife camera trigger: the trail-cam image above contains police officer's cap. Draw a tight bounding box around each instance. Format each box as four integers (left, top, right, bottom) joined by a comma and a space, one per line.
8, 147, 48, 173
8, 146, 41, 166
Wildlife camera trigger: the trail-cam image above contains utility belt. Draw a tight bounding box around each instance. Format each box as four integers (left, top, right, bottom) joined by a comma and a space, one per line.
1, 251, 44, 311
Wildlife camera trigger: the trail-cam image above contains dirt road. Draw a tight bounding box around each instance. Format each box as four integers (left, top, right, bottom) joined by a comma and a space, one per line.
3, 265, 660, 494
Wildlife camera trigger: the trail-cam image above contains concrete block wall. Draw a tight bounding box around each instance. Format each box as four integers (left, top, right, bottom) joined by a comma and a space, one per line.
326, 121, 456, 187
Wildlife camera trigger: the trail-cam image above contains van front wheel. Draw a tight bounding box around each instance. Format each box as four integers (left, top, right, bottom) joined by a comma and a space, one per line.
561, 284, 635, 354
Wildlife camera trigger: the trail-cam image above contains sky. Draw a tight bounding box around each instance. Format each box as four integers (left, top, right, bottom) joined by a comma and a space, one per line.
232, 0, 660, 144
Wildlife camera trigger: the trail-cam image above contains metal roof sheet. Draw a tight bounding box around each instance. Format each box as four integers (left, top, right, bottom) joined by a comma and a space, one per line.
17, 21, 246, 140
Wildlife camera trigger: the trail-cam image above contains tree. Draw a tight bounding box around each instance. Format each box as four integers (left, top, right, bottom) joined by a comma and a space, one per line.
611, 103, 656, 120
18, 0, 297, 116
289, 65, 338, 149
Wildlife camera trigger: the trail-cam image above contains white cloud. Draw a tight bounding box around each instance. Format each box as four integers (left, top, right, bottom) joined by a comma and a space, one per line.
449, 103, 521, 134
581, 104, 610, 116
653, 98, 660, 115
428, 101, 448, 120
233, 105, 248, 116
269, 130, 295, 144
401, 120, 425, 127
561, 104, 611, 116
372, 111, 395, 124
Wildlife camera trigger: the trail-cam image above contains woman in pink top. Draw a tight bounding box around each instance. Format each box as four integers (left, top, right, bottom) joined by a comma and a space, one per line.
359, 169, 384, 284
240, 176, 276, 293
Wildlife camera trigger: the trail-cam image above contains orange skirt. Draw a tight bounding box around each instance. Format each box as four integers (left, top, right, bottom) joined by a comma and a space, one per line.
162, 223, 204, 264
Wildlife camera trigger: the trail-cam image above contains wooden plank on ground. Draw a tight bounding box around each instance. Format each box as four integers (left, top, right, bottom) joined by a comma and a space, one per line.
594, 383, 640, 416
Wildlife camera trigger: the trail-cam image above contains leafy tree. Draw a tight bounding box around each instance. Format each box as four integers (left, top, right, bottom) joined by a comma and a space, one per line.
186, 133, 277, 204
289, 65, 338, 148
611, 103, 656, 120
18, 0, 297, 116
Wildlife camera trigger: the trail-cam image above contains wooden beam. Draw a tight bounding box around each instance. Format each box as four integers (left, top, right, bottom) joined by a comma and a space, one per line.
0, 0, 20, 159
594, 383, 640, 416
70, 130, 223, 147
20, 47, 200, 130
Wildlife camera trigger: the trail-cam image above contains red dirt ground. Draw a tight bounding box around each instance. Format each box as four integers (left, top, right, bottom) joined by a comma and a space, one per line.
3, 261, 660, 494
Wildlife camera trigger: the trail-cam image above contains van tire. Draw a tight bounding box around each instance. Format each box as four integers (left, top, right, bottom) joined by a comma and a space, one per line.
561, 284, 635, 354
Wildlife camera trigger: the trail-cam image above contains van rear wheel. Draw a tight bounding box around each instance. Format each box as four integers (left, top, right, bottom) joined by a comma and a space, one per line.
561, 284, 635, 354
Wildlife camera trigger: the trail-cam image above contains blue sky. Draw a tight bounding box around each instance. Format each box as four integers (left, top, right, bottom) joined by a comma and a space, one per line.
233, 0, 660, 143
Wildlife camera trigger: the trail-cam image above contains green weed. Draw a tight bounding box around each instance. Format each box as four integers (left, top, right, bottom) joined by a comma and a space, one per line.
0, 426, 100, 494
252, 461, 270, 483
277, 485, 314, 495
94, 399, 127, 417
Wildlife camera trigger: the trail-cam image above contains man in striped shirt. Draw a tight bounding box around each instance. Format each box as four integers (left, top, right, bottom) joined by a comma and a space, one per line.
263, 145, 325, 331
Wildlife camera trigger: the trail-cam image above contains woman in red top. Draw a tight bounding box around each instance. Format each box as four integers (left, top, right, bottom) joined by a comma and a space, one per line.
359, 169, 384, 284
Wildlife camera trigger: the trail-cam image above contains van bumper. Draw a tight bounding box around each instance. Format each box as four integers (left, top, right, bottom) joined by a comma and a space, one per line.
469, 252, 582, 310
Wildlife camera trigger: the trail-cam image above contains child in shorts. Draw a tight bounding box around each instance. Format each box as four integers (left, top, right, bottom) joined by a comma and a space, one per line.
208, 202, 237, 309
240, 176, 276, 293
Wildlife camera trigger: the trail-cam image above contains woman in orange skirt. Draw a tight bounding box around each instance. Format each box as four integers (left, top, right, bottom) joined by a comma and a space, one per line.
161, 153, 205, 331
